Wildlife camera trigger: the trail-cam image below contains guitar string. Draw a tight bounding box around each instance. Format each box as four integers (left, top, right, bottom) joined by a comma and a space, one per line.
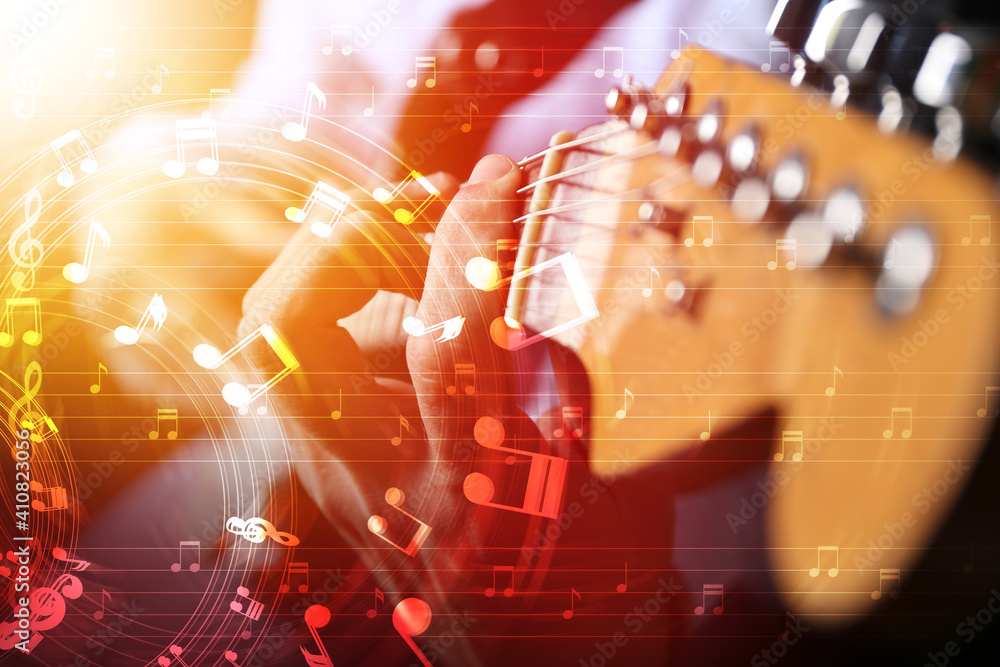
515, 120, 630, 168
517, 141, 661, 195
514, 155, 692, 224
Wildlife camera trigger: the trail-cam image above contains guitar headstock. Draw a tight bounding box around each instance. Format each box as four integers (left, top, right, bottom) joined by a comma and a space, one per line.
512, 46, 1000, 618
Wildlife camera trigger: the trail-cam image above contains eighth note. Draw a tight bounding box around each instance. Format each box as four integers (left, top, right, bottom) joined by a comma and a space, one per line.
373, 169, 441, 225
461, 103, 478, 133
882, 407, 912, 439
403, 315, 464, 342
63, 218, 110, 284
700, 410, 711, 442
85, 47, 116, 79
563, 588, 582, 619
193, 324, 299, 409
977, 386, 1000, 417
594, 46, 623, 78
282, 81, 327, 142
170, 540, 201, 573
615, 388, 634, 420
90, 363, 108, 394
825, 365, 843, 396
93, 589, 111, 621
393, 598, 433, 667
774, 430, 803, 462
366, 587, 385, 618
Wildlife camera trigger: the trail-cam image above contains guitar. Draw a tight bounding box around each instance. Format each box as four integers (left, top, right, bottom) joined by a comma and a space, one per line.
496, 44, 1000, 620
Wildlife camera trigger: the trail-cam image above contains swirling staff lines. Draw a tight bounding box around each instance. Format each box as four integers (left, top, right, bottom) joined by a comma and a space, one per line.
0, 99, 504, 662
0, 112, 354, 663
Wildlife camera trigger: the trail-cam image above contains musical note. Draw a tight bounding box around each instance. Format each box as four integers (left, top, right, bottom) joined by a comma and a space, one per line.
157, 645, 190, 667
767, 239, 797, 270
89, 362, 108, 394
0, 573, 83, 652
236, 384, 268, 416
8, 362, 56, 443
151, 64, 170, 95
882, 407, 912, 439
114, 293, 166, 345
29, 481, 67, 511
871, 568, 900, 600
962, 214, 991, 246
148, 408, 178, 440
761, 41, 790, 72
366, 588, 385, 618
224, 650, 242, 667
883, 238, 903, 270
85, 47, 116, 79
52, 547, 91, 572
393, 598, 433, 667
447, 363, 476, 395
51, 129, 98, 187
694, 584, 724, 615
533, 48, 544, 77
461, 102, 478, 133
563, 588, 582, 619
402, 315, 465, 342
642, 266, 660, 298
192, 323, 299, 408
700, 410, 712, 442
774, 430, 803, 462
0, 297, 42, 347
670, 28, 689, 59
284, 181, 352, 238
282, 81, 326, 142
322, 24, 353, 56
363, 86, 375, 117
92, 589, 112, 621
63, 218, 110, 283
10, 54, 44, 119
964, 544, 975, 574
486, 566, 514, 598
302, 605, 334, 667
808, 545, 839, 578
203, 88, 231, 120
978, 386, 1000, 417
825, 365, 844, 396
463, 415, 568, 519
685, 215, 714, 247
594, 46, 624, 78
553, 406, 583, 439
373, 169, 441, 225
616, 563, 628, 594
226, 516, 300, 546
170, 540, 201, 572
280, 562, 309, 594
8, 188, 44, 292
367, 487, 432, 557
615, 388, 634, 420
162, 117, 220, 178
330, 388, 343, 420
390, 413, 408, 446
230, 586, 264, 620
406, 56, 437, 88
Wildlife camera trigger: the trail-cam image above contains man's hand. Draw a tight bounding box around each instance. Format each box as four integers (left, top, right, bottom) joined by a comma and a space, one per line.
238, 155, 539, 585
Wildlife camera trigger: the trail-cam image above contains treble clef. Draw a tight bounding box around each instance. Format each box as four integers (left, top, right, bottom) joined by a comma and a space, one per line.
7, 188, 44, 292
9, 54, 44, 120
7, 361, 54, 446
226, 516, 300, 547
0, 573, 81, 650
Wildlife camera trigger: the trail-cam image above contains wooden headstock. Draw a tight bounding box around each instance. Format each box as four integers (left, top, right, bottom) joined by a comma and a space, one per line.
511, 46, 1000, 619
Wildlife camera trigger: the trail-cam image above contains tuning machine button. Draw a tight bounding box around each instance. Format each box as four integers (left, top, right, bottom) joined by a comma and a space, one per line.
730, 178, 771, 222
784, 210, 834, 269
876, 225, 935, 317
696, 101, 724, 144
770, 153, 809, 203
822, 187, 865, 243
605, 76, 646, 118
726, 127, 760, 174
